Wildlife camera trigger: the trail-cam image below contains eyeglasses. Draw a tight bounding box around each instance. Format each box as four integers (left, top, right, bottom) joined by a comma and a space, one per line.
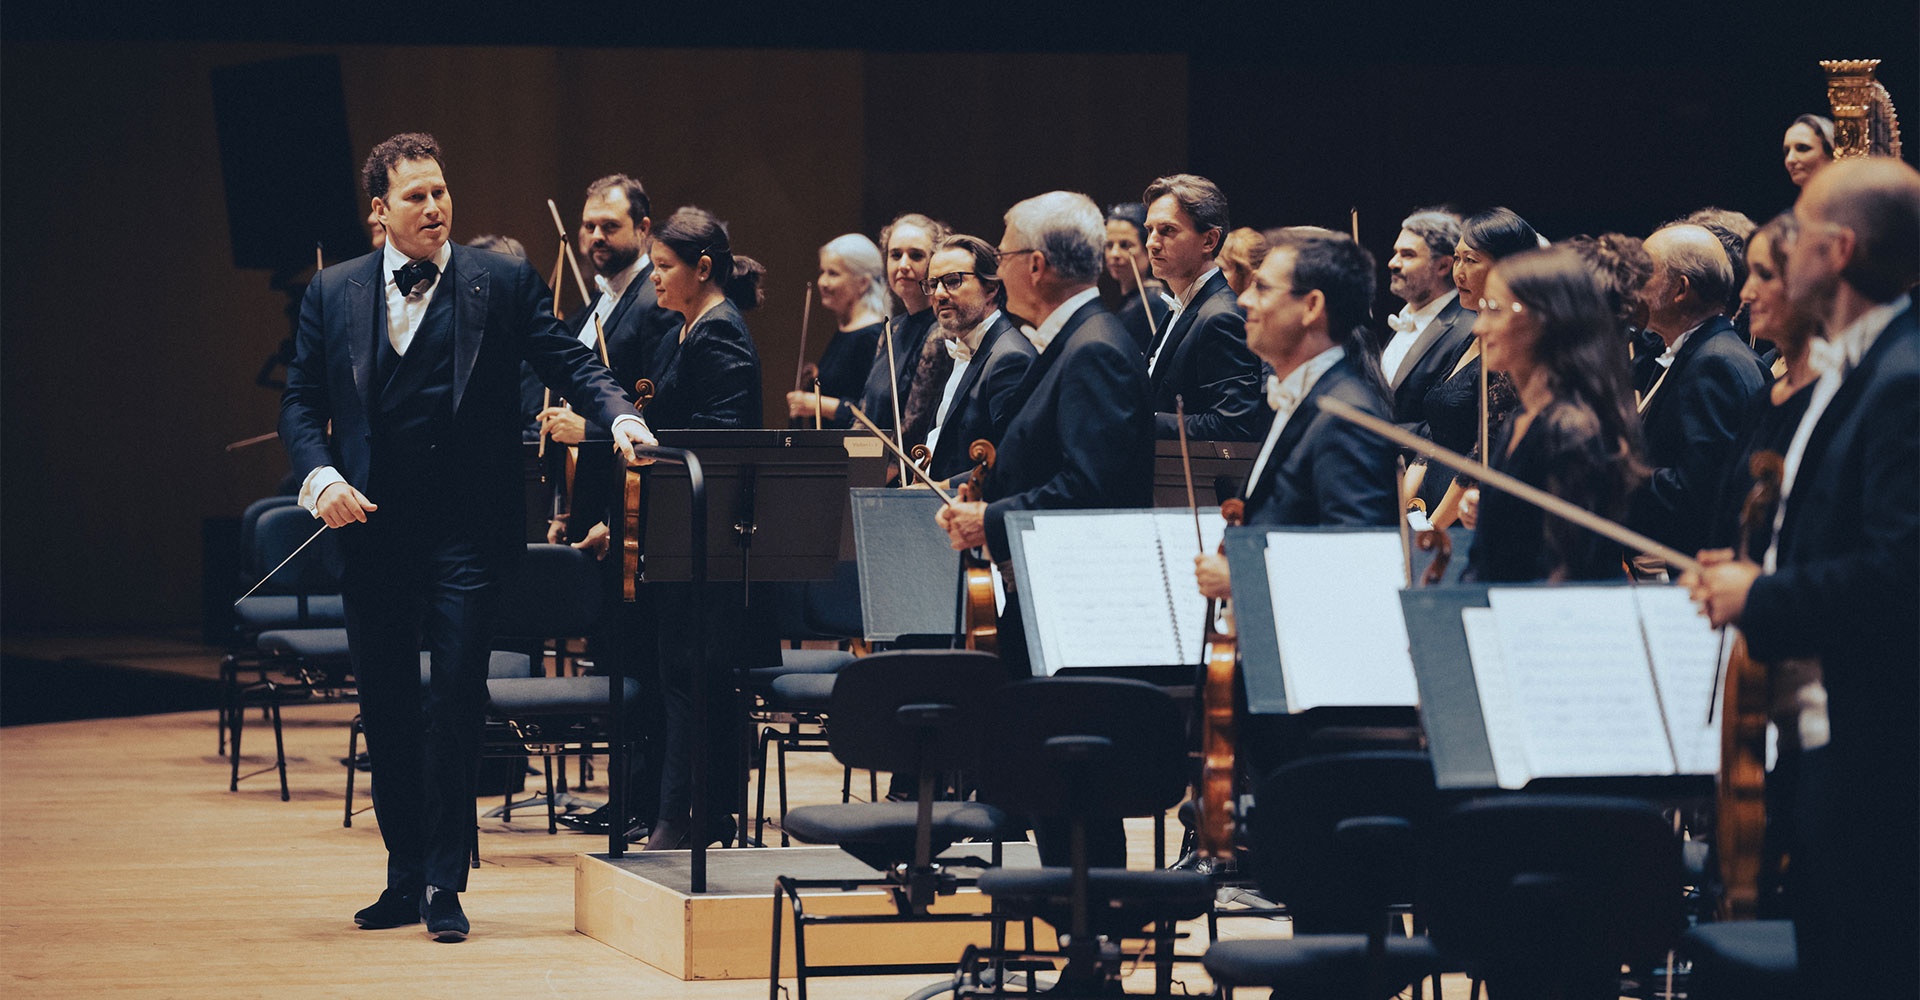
920, 271, 984, 295
1478, 297, 1525, 314
992, 247, 1040, 262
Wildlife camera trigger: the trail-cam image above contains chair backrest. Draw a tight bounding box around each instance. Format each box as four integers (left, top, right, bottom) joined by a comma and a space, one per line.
250, 503, 343, 596
1422, 794, 1686, 993
1247, 750, 1440, 933
803, 560, 865, 639
492, 544, 605, 641
238, 495, 299, 578
976, 676, 1188, 820
824, 650, 1004, 774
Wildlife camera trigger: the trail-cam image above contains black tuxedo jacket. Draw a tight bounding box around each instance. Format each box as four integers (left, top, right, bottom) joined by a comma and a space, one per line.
282, 245, 639, 550
983, 299, 1153, 560
1388, 294, 1476, 435
1629, 315, 1766, 555
521, 264, 681, 434
929, 312, 1038, 482
1244, 355, 1399, 527
1743, 303, 1918, 769
1149, 271, 1266, 441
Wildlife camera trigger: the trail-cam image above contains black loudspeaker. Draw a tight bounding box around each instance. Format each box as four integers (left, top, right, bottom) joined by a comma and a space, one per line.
211, 55, 366, 272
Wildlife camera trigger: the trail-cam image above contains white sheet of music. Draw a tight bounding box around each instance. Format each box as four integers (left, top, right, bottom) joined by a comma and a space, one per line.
1019, 518, 1180, 671
1263, 531, 1419, 710
1461, 607, 1533, 789
1153, 509, 1227, 665
1632, 585, 1725, 775
1485, 587, 1677, 778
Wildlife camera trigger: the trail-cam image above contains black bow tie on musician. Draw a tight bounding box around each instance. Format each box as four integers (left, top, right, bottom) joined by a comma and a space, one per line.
394, 259, 440, 296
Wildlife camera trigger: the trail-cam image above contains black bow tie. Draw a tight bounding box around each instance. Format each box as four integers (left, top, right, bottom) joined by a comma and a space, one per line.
394, 259, 439, 296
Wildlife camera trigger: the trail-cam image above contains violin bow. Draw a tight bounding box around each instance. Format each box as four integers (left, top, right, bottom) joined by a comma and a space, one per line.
1315, 395, 1703, 575
1126, 254, 1160, 345
793, 282, 814, 392
547, 198, 594, 309
1174, 395, 1204, 553
884, 315, 905, 457
845, 404, 958, 506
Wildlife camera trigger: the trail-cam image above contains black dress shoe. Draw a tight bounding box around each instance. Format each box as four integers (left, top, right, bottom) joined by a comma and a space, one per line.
421, 888, 468, 942
555, 805, 616, 833
353, 887, 421, 929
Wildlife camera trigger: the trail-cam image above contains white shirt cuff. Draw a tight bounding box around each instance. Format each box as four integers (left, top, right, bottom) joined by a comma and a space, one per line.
298, 467, 347, 517
610, 414, 651, 440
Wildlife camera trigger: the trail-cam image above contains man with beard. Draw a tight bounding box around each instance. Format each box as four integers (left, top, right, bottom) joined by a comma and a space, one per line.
920, 234, 1037, 484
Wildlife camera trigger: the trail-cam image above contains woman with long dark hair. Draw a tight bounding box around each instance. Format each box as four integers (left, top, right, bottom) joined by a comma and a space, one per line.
1460, 246, 1646, 582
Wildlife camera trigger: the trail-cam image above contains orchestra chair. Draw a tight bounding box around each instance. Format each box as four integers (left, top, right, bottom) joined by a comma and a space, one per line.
227, 503, 351, 800
1676, 920, 1797, 999
1201, 751, 1453, 999
1421, 795, 1686, 1000
220, 496, 344, 754
479, 544, 641, 856
747, 569, 865, 846
961, 677, 1215, 997
770, 650, 1017, 1000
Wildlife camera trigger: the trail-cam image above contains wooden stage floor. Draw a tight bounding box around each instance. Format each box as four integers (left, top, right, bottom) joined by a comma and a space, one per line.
0, 642, 1490, 999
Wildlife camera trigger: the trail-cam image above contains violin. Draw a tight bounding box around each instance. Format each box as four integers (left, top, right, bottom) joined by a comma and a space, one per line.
1195, 497, 1244, 862
1716, 450, 1785, 920
620, 379, 657, 602
956, 440, 998, 655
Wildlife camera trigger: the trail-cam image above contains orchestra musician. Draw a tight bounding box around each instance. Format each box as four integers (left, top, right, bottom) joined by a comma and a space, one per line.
1781, 113, 1837, 190
1104, 202, 1171, 354
1191, 228, 1399, 602
282, 133, 653, 941
1626, 223, 1766, 569
1142, 174, 1268, 442
785, 234, 886, 424
921, 234, 1037, 484
635, 206, 773, 851
1456, 246, 1646, 583
1418, 208, 1535, 527
1684, 157, 1919, 1000
814, 214, 950, 440
1216, 227, 1268, 296
1381, 208, 1475, 507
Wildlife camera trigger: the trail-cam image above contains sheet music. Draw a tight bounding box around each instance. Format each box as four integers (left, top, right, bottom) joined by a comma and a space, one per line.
1485, 588, 1676, 778
1461, 608, 1531, 789
1263, 531, 1419, 710
1632, 585, 1724, 775
1152, 509, 1226, 665
1019, 518, 1181, 671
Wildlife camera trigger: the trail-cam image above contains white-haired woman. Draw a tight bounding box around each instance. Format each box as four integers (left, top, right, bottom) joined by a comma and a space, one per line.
787, 233, 887, 423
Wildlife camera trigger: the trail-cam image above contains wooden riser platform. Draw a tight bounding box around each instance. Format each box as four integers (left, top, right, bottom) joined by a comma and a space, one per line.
576, 844, 1051, 980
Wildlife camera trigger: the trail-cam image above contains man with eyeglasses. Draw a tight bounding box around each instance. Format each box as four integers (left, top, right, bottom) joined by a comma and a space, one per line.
1684, 157, 1919, 1000
919, 234, 1037, 484
935, 190, 1152, 680
1627, 223, 1765, 569
1141, 173, 1267, 441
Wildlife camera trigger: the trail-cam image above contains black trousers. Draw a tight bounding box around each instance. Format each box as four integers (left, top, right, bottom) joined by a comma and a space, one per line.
341, 482, 510, 894
1790, 743, 1920, 999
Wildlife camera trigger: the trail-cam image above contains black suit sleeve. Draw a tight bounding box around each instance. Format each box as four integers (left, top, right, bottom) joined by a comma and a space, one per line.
1633, 350, 1761, 549
1154, 306, 1265, 441
280, 273, 338, 480
1306, 399, 1401, 527
982, 343, 1036, 438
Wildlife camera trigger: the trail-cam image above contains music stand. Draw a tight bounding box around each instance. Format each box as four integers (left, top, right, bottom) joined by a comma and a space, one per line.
848, 488, 961, 644
624, 429, 853, 893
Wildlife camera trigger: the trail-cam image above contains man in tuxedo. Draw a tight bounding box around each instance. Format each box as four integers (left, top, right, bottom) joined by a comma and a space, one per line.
921, 234, 1037, 484
1686, 157, 1918, 1000
282, 133, 653, 942
1142, 174, 1266, 441
935, 191, 1152, 676
1193, 228, 1399, 601
1381, 209, 1473, 434
1628, 223, 1764, 563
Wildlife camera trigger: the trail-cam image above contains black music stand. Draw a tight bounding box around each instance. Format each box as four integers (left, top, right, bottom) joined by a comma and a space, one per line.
847, 488, 961, 644
624, 429, 851, 894
1152, 439, 1258, 508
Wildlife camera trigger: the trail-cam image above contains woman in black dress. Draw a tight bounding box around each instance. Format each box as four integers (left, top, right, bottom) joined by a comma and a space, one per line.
642, 206, 774, 849
1417, 207, 1538, 518
785, 233, 886, 424
1460, 246, 1646, 582
1103, 202, 1170, 354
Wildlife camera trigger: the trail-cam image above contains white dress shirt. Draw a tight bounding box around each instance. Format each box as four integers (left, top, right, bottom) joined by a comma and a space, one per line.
583, 257, 649, 349
1021, 287, 1102, 353
1635, 319, 1706, 414
924, 311, 1000, 461
1382, 289, 1458, 385
1245, 344, 1347, 491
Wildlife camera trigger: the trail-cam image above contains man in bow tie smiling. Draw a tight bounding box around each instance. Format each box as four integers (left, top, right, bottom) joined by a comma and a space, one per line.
920, 234, 1036, 484
281, 133, 653, 943
1193, 228, 1399, 601
1381, 208, 1474, 435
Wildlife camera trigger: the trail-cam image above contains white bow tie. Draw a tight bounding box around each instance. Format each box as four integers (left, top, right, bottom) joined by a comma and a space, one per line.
945, 337, 974, 363
594, 274, 613, 295
1387, 312, 1419, 334
1266, 374, 1300, 413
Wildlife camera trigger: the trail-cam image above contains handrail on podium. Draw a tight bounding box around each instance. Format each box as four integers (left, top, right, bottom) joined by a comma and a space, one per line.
623, 445, 719, 893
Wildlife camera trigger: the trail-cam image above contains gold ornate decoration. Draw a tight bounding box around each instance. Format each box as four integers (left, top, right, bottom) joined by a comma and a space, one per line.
1821, 59, 1903, 159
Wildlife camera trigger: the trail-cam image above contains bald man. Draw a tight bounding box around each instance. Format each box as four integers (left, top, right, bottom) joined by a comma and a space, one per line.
1627, 223, 1765, 563
1685, 157, 1919, 999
